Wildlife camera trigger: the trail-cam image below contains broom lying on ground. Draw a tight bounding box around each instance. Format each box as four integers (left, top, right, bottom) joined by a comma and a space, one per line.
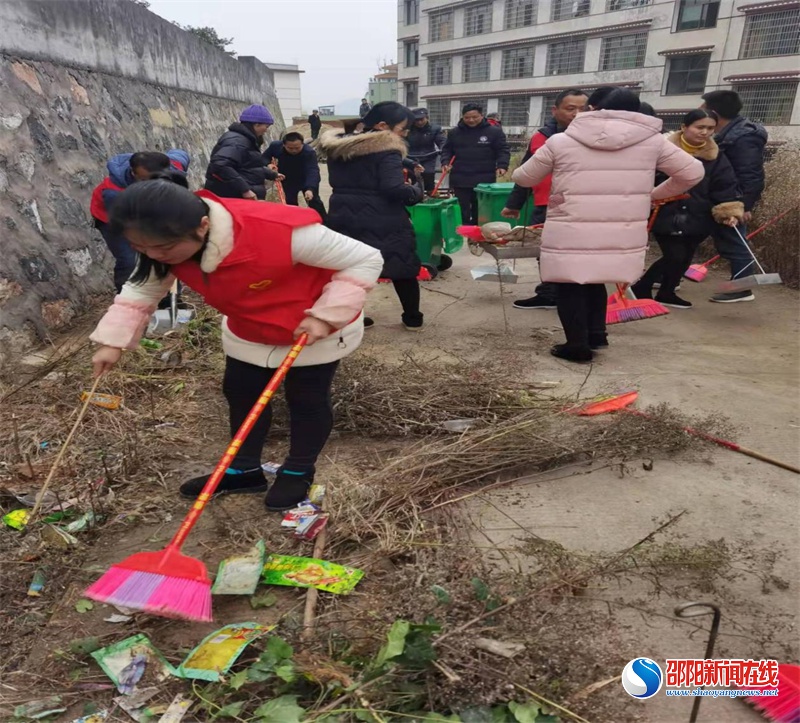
85, 335, 308, 622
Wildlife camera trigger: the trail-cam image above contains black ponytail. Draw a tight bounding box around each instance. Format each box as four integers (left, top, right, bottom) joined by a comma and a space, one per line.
109, 178, 208, 283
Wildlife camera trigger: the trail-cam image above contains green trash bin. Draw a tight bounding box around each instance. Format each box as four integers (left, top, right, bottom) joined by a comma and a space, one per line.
475, 182, 533, 228
408, 196, 463, 275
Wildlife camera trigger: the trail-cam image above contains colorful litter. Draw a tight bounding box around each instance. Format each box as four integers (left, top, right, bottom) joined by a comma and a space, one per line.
90, 634, 176, 693
211, 540, 266, 595
80, 391, 123, 410
261, 554, 363, 594
177, 622, 274, 682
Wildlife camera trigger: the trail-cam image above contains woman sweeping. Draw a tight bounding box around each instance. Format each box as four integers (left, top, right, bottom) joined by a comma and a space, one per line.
318, 101, 425, 330
90, 177, 383, 511
631, 109, 744, 308
511, 89, 704, 363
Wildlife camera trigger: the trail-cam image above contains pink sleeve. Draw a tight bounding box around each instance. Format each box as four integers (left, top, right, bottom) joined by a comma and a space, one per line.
652, 138, 705, 201
89, 297, 157, 350
305, 276, 375, 328
511, 140, 556, 188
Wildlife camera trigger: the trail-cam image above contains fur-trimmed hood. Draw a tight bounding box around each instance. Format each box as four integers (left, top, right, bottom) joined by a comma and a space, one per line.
316, 129, 408, 161
667, 131, 719, 161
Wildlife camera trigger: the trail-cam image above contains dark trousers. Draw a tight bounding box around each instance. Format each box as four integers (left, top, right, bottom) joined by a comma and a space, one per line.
310, 128, 320, 140
639, 234, 705, 294
223, 356, 339, 473
421, 172, 435, 195
527, 205, 558, 303
285, 186, 328, 224
392, 278, 422, 323
96, 220, 137, 293
453, 187, 479, 225
712, 223, 752, 279
555, 283, 607, 349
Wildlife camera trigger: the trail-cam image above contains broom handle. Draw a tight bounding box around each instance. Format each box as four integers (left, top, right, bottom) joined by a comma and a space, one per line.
432, 156, 454, 197
627, 410, 799, 474
746, 205, 799, 240
168, 335, 308, 549
732, 225, 767, 276
272, 158, 287, 205
699, 254, 720, 267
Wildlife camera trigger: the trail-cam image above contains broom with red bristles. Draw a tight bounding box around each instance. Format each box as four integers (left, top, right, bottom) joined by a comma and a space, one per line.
606, 195, 692, 325
85, 335, 308, 622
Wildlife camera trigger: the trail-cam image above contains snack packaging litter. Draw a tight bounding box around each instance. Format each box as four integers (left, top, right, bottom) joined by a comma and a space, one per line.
177, 622, 274, 682
281, 503, 319, 529
158, 693, 192, 722
296, 513, 328, 541
211, 540, 265, 595
80, 391, 123, 410
91, 635, 176, 693
261, 554, 363, 594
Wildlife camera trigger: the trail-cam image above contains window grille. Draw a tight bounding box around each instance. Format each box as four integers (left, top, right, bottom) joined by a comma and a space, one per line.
405, 82, 419, 108
665, 54, 709, 94
427, 99, 452, 127
551, 0, 590, 21
502, 46, 536, 79
459, 98, 490, 114
499, 97, 532, 126
465, 3, 493, 36
429, 57, 453, 86
740, 9, 800, 59
676, 0, 719, 30
505, 0, 537, 28
658, 113, 685, 132
404, 0, 420, 25
464, 52, 492, 83
734, 82, 798, 125
600, 33, 648, 70
607, 0, 651, 11
546, 39, 586, 75
404, 40, 419, 68
430, 10, 454, 42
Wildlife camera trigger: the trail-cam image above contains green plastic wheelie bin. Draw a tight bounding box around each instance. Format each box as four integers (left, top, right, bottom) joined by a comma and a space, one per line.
408, 196, 463, 277
475, 182, 534, 228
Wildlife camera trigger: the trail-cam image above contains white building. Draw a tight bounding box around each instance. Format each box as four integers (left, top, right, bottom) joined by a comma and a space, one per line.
396, 0, 800, 139
264, 62, 304, 124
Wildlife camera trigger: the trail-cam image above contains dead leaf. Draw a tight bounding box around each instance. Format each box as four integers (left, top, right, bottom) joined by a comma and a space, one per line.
474, 637, 525, 659
570, 675, 621, 701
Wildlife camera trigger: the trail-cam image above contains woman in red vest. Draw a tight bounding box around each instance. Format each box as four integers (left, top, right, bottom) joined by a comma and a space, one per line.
90, 177, 382, 511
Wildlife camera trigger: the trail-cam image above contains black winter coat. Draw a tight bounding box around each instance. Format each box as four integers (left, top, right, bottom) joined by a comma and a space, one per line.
318, 130, 424, 279
652, 134, 743, 238
204, 123, 278, 200
308, 114, 322, 132
263, 140, 321, 192
714, 116, 767, 211
407, 121, 446, 173
440, 119, 511, 189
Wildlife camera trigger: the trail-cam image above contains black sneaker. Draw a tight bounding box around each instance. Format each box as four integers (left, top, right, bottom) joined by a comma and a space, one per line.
589, 333, 609, 349
550, 344, 593, 363
630, 282, 652, 300
265, 469, 314, 512
402, 313, 424, 332
653, 282, 682, 292
655, 293, 692, 309
179, 468, 268, 500
364, 317, 375, 328
513, 296, 556, 310
710, 291, 755, 303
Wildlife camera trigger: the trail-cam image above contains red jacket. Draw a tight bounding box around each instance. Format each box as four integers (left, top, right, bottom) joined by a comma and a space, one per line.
173, 191, 327, 346
528, 132, 552, 207
89, 177, 123, 223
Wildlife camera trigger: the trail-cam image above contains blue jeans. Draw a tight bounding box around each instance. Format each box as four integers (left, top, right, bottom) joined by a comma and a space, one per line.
712, 223, 753, 280
96, 220, 137, 292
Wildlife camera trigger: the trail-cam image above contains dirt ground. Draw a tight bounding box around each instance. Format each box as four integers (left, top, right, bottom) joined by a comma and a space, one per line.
1, 170, 798, 722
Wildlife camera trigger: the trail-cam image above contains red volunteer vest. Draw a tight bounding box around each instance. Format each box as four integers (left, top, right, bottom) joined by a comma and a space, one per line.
173, 191, 328, 346
89, 177, 123, 223
529, 132, 553, 208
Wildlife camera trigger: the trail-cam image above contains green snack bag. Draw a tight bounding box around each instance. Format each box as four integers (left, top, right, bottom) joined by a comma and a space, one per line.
178, 622, 274, 682
211, 540, 265, 595
90, 634, 176, 693
261, 554, 364, 594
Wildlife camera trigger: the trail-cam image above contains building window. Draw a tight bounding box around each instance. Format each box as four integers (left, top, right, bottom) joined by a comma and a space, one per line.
546, 39, 586, 75
427, 99, 451, 127
404, 41, 419, 68
734, 82, 798, 125
676, 0, 719, 30
502, 46, 536, 79
429, 57, 453, 86
740, 9, 800, 59
658, 113, 685, 132
539, 94, 558, 125
499, 97, 531, 126
607, 0, 651, 10
465, 3, 493, 36
404, 0, 419, 25
430, 10, 454, 42
665, 54, 710, 94
600, 33, 648, 70
463, 52, 492, 83
505, 0, 537, 28
551, 0, 590, 21
405, 81, 419, 108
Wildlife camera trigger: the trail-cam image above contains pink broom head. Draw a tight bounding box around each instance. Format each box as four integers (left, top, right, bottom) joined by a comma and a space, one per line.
684, 263, 709, 282
606, 299, 670, 325
741, 663, 799, 723
85, 548, 213, 622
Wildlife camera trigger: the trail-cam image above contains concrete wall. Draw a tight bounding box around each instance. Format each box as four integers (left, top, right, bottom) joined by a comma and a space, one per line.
0, 0, 282, 368
269, 69, 304, 123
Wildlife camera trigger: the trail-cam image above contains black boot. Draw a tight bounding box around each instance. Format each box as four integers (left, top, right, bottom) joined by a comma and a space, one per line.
264, 468, 315, 512
551, 344, 593, 363
179, 468, 268, 500
630, 281, 652, 300
588, 333, 609, 349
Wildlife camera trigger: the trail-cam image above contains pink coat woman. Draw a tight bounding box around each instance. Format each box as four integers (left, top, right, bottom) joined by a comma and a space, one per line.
512, 109, 704, 285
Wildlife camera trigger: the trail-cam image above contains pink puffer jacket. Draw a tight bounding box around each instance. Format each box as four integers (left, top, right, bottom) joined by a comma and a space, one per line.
511, 111, 704, 284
